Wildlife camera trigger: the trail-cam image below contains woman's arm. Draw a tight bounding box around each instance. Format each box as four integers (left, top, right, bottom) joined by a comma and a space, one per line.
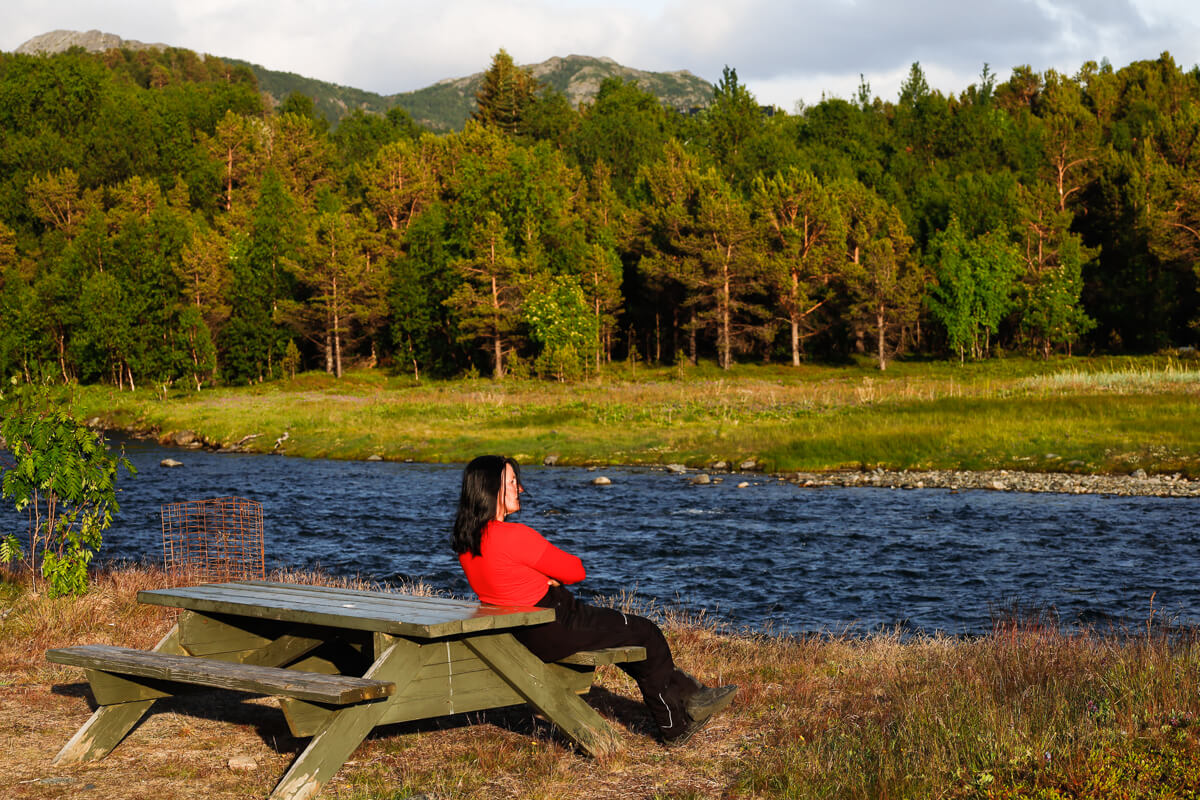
532, 541, 586, 585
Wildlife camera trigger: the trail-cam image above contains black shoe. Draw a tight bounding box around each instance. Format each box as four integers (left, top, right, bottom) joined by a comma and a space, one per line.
663, 685, 738, 747
662, 713, 711, 746
685, 684, 737, 720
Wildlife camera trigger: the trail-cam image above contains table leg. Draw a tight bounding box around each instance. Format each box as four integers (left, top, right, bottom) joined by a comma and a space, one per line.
466, 633, 618, 758
269, 640, 426, 800
52, 626, 185, 765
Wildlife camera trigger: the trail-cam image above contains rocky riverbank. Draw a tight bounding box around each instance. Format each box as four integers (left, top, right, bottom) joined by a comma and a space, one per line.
118, 426, 1200, 498
626, 460, 1200, 497
783, 467, 1200, 497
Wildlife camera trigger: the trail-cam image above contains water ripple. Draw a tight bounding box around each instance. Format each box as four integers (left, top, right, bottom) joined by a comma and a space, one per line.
5, 435, 1196, 635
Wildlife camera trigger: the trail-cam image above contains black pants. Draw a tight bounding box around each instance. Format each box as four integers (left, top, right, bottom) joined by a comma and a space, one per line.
514, 584, 699, 739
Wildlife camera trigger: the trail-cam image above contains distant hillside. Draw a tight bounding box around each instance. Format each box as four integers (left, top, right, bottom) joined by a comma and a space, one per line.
393, 54, 714, 131
220, 57, 395, 121
13, 31, 714, 130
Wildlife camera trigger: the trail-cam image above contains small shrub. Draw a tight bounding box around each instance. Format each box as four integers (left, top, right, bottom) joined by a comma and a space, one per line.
0, 395, 135, 596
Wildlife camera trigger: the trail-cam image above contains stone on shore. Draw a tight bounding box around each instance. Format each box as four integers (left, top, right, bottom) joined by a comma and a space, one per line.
739, 459, 758, 471
591, 476, 612, 485
543, 454, 559, 466
172, 430, 197, 446
366, 454, 383, 462
160, 458, 183, 468
227, 756, 258, 772
690, 473, 711, 485
665, 464, 687, 474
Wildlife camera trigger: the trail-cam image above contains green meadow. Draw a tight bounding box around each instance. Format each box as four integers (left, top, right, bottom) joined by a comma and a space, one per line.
59, 355, 1200, 477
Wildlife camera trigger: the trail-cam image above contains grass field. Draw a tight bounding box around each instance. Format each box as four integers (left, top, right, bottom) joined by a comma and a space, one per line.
5, 567, 1200, 799
50, 354, 1200, 477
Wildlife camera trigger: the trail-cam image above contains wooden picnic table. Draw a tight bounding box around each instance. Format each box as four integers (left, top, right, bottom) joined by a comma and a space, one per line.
47, 581, 643, 800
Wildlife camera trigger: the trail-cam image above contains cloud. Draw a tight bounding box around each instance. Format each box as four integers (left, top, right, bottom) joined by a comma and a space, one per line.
2, 0, 1198, 110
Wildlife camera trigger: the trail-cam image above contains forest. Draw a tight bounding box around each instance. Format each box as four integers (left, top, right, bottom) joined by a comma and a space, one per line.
0, 46, 1198, 388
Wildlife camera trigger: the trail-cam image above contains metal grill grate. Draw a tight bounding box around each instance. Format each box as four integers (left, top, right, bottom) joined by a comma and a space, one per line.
160, 497, 265, 584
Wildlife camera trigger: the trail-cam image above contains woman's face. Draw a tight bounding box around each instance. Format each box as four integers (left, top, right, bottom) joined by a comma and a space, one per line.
496, 462, 522, 519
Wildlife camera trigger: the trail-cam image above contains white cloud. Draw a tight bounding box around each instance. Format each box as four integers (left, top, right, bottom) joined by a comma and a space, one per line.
2, 0, 1198, 105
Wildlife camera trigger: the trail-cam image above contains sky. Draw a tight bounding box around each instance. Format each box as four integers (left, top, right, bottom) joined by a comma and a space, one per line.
3, 0, 1200, 110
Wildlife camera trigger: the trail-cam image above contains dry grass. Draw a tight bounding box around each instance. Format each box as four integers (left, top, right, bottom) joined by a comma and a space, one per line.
4, 568, 1200, 799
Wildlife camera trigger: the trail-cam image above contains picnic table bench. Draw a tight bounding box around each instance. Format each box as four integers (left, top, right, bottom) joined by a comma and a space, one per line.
46, 581, 645, 800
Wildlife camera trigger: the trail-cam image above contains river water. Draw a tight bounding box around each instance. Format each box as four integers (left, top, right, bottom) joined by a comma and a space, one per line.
7, 436, 1198, 636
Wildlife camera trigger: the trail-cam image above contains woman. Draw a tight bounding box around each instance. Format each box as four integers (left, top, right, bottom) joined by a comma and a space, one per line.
452, 455, 736, 745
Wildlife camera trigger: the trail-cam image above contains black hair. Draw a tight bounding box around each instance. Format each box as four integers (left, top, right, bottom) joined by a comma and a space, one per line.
451, 455, 524, 556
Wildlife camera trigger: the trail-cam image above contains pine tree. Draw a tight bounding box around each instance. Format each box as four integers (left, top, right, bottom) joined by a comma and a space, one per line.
641, 142, 766, 369
838, 180, 923, 370
754, 169, 847, 365
445, 212, 524, 378
472, 49, 539, 136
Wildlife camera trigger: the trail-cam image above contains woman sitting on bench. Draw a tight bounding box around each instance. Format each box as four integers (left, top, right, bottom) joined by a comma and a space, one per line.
452, 455, 736, 745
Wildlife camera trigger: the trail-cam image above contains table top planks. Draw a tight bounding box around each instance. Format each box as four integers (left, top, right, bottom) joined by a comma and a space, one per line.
137, 581, 555, 638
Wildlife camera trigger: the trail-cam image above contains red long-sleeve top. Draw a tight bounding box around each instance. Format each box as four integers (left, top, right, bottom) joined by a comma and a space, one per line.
458, 520, 585, 607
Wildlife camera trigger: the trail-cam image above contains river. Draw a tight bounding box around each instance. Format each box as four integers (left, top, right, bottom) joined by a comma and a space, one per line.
7, 436, 1198, 636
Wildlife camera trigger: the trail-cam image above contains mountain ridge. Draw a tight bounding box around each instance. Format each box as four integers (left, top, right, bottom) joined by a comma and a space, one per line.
12, 29, 714, 130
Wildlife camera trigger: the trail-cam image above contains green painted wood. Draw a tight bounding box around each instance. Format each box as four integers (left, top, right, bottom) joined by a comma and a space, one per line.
284, 663, 586, 736
466, 633, 618, 758
178, 610, 274, 655
179, 611, 372, 676
145, 583, 475, 625
85, 668, 174, 704
270, 640, 427, 800
240, 581, 498, 613
558, 646, 646, 666
289, 645, 591, 735
46, 645, 394, 704
278, 698, 338, 738
245, 633, 328, 668
246, 583, 551, 632
53, 699, 159, 766
548, 663, 595, 694
284, 640, 370, 676
239, 580, 539, 617
139, 583, 553, 638
51, 626, 185, 765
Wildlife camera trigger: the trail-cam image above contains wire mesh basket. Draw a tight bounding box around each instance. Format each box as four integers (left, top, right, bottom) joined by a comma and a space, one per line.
160, 496, 265, 584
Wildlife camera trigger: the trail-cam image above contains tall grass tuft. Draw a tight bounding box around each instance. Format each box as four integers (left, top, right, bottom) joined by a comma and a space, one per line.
1022, 360, 1200, 394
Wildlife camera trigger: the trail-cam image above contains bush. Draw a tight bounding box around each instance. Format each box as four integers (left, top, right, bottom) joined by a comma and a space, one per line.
0, 390, 135, 596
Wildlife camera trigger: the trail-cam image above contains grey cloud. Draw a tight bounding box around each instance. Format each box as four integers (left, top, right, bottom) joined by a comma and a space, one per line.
3, 0, 1198, 103
629, 0, 1191, 94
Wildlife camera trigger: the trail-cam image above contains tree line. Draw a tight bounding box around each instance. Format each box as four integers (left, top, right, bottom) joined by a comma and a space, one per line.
0, 46, 1197, 387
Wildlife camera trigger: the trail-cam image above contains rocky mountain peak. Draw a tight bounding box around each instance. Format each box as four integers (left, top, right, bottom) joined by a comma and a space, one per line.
16, 29, 169, 55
